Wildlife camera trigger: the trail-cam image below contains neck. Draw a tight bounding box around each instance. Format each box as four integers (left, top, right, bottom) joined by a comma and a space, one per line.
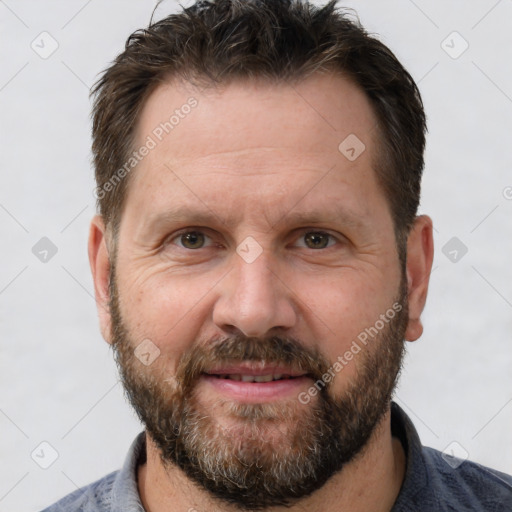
137, 407, 406, 512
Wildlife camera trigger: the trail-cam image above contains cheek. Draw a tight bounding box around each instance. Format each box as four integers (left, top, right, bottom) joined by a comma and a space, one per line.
118, 270, 218, 363
299, 271, 393, 336
294, 271, 397, 378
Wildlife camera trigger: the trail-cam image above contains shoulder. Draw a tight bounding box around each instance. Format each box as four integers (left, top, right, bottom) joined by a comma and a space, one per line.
39, 431, 146, 512
39, 470, 118, 512
391, 403, 512, 511
422, 446, 512, 511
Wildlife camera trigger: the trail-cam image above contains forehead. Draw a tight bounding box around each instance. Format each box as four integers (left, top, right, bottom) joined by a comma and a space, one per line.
135, 72, 379, 163
123, 72, 388, 232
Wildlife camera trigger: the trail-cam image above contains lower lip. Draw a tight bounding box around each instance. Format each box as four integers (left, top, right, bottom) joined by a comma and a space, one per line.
200, 374, 312, 403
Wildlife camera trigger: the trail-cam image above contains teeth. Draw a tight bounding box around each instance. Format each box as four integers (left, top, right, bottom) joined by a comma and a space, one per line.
253, 374, 273, 382
211, 373, 298, 381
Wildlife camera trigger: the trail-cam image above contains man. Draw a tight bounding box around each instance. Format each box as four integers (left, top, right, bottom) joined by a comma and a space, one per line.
42, 0, 512, 510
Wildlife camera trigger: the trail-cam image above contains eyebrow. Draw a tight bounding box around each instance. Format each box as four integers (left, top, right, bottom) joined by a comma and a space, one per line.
272, 208, 368, 232
142, 206, 228, 232
141, 204, 369, 235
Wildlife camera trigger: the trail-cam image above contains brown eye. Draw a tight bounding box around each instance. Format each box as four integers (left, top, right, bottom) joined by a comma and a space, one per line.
303, 232, 333, 249
179, 231, 206, 249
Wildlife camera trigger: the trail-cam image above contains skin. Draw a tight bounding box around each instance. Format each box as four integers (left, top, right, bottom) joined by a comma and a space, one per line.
89, 72, 434, 512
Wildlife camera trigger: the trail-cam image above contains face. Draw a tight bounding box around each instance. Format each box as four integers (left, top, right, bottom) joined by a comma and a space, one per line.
100, 73, 413, 509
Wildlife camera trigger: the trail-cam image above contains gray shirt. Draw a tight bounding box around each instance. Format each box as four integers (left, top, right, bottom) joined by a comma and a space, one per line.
41, 402, 512, 511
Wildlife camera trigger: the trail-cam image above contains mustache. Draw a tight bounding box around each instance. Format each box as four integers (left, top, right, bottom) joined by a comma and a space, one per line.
174, 334, 331, 392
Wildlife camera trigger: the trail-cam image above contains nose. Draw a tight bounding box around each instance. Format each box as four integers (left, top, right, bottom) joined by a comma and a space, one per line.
212, 249, 298, 338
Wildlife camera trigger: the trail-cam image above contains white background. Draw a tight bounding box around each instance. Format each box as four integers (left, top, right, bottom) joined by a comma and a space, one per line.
1, 1, 511, 510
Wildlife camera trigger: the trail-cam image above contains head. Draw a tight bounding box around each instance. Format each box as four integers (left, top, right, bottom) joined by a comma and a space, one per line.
88, 0, 434, 509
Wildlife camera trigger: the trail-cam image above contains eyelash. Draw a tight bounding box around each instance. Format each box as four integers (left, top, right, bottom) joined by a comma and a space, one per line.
166, 228, 341, 250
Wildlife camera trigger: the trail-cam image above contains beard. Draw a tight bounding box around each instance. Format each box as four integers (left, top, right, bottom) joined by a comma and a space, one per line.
109, 264, 408, 510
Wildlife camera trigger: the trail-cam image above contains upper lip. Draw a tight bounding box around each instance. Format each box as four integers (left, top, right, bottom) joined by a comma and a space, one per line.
205, 364, 309, 377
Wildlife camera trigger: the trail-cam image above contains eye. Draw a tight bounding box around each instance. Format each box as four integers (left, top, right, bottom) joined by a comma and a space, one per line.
296, 231, 337, 249
172, 230, 211, 249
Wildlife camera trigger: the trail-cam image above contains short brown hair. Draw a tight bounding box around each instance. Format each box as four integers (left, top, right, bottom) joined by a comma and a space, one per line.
91, 0, 426, 265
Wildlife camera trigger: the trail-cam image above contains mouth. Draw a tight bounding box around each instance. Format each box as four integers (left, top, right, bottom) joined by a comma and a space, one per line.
209, 373, 302, 382
200, 364, 313, 402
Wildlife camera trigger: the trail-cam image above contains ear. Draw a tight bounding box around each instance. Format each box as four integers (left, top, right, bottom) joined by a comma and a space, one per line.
88, 215, 113, 344
404, 215, 434, 342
